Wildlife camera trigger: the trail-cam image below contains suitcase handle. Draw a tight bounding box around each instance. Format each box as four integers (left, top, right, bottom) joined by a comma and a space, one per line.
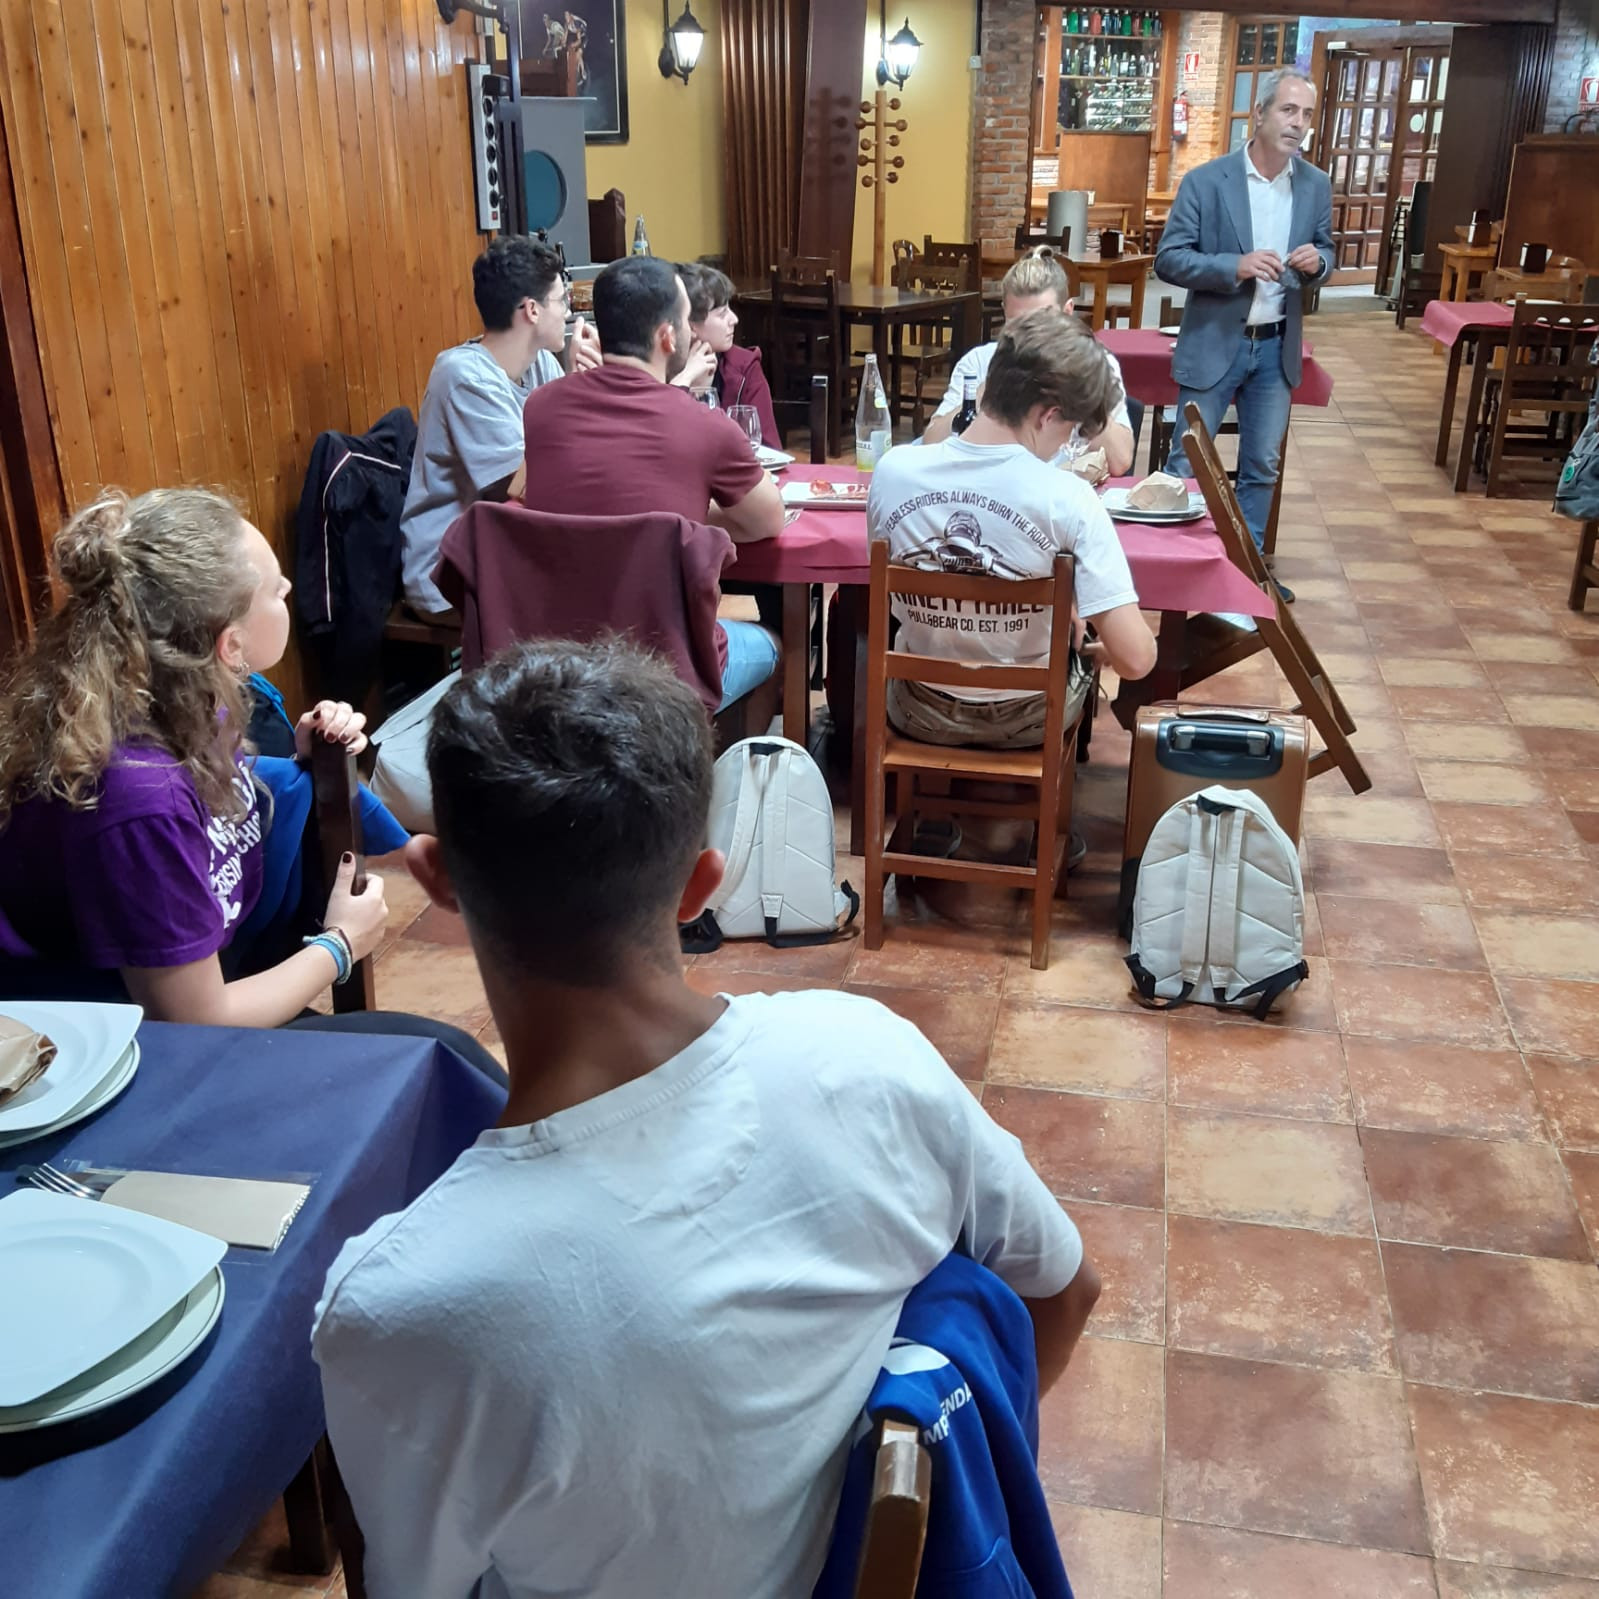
1156, 721, 1284, 777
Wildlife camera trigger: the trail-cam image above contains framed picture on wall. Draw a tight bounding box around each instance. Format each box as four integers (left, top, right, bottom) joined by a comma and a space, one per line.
524, 0, 629, 144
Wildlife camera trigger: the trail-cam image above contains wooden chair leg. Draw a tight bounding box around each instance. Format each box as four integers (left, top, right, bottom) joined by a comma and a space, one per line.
1571, 519, 1599, 612
1264, 620, 1372, 794
283, 1447, 336, 1576
1054, 720, 1083, 902
1030, 788, 1059, 971
1484, 374, 1514, 498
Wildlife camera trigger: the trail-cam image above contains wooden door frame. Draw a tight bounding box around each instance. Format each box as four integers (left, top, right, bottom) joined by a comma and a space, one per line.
1308, 26, 1456, 289
1314, 41, 1408, 284
0, 97, 64, 657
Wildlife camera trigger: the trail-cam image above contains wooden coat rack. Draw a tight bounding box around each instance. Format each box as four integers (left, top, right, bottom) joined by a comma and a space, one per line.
857, 91, 907, 287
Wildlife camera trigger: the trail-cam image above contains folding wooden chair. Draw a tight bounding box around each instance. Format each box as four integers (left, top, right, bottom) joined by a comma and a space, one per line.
1181, 404, 1371, 795
310, 738, 377, 1012
863, 542, 1088, 970
1570, 519, 1599, 613
851, 1419, 931, 1599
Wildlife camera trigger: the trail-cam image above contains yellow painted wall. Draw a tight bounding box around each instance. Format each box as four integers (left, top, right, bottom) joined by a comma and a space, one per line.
849, 0, 979, 276
586, 0, 726, 261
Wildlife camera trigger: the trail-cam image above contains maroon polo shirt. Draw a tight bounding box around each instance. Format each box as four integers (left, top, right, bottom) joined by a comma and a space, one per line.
521, 362, 765, 519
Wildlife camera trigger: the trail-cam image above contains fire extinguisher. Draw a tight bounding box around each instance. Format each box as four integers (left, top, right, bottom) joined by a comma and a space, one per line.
1173, 91, 1190, 141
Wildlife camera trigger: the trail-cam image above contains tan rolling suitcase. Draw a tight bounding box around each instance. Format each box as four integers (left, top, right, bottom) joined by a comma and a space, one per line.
1119, 705, 1309, 937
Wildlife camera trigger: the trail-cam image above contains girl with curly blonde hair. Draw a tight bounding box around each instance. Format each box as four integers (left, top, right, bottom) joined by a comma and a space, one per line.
0, 489, 388, 1024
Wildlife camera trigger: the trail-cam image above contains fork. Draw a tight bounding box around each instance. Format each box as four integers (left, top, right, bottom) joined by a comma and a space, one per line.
17, 1162, 105, 1200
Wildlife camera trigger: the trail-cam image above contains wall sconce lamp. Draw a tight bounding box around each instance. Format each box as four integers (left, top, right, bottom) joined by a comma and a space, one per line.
658, 0, 706, 83
876, 10, 921, 89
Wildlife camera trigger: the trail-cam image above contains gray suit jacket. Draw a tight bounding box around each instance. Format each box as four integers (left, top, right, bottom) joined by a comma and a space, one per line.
1153, 148, 1334, 389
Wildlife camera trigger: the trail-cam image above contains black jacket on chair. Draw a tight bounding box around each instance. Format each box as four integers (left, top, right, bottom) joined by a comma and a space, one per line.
294, 407, 417, 706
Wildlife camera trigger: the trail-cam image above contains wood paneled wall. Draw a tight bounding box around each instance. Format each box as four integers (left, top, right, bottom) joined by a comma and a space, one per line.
0, 0, 490, 703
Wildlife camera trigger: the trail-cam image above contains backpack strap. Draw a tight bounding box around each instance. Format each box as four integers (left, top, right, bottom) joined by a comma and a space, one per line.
758, 747, 792, 941
1231, 962, 1311, 1020
716, 745, 767, 914
1206, 802, 1247, 999
1178, 797, 1221, 994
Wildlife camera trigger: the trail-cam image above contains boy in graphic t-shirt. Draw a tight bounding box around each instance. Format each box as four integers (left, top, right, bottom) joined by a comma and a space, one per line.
868, 309, 1157, 751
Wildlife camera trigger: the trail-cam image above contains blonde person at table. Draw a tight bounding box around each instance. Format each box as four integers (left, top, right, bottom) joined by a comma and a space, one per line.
869, 311, 1156, 794
314, 636, 1099, 1599
920, 247, 1136, 474
0, 489, 500, 1076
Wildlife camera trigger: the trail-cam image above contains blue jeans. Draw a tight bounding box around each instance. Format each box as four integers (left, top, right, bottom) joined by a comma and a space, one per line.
1164, 335, 1293, 552
717, 619, 780, 710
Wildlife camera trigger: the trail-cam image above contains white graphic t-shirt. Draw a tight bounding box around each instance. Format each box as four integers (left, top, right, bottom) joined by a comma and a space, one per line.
867, 437, 1139, 700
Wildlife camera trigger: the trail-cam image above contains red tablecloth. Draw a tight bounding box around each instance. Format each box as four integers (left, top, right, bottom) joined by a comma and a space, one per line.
1096, 328, 1335, 408
731, 465, 1274, 619
1417, 298, 1514, 347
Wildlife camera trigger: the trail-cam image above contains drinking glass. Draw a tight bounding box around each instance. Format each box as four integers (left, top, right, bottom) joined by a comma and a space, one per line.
727, 404, 762, 450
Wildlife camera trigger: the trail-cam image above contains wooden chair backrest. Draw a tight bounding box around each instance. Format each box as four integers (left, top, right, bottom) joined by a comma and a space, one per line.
771, 265, 840, 316
851, 1419, 931, 1599
310, 739, 376, 1013
775, 250, 839, 284
892, 237, 917, 264
1014, 225, 1071, 256
894, 254, 975, 295
920, 237, 979, 281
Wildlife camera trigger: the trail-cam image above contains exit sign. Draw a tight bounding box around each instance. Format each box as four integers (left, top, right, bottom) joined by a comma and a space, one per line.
1581, 75, 1599, 106
1183, 51, 1201, 75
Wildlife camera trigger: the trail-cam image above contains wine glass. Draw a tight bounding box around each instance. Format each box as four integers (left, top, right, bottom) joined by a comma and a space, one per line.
727, 404, 762, 451
694, 387, 719, 411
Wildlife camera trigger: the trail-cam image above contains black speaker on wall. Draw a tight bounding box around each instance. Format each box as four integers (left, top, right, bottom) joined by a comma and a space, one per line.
519, 98, 593, 268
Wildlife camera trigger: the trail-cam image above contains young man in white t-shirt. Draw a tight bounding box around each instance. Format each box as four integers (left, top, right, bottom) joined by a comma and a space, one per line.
921, 248, 1137, 474
399, 236, 603, 617
313, 638, 1100, 1599
870, 308, 1157, 752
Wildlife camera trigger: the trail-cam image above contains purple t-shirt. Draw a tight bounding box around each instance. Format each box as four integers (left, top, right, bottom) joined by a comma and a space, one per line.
0, 744, 265, 979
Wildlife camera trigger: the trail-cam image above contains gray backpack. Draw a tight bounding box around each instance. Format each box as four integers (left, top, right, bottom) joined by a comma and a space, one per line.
1124, 785, 1308, 1020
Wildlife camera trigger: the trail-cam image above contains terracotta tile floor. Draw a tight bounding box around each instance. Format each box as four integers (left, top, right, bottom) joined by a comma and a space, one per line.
198, 302, 1599, 1593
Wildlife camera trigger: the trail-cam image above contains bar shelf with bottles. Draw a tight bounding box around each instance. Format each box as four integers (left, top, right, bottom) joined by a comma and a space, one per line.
1056, 8, 1162, 134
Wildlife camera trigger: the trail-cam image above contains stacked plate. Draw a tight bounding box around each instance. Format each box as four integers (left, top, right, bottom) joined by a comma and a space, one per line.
0, 1001, 143, 1151
0, 1190, 225, 1431
1100, 486, 1207, 525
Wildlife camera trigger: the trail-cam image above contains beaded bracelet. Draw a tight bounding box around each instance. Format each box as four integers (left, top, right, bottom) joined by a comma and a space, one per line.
303, 927, 353, 986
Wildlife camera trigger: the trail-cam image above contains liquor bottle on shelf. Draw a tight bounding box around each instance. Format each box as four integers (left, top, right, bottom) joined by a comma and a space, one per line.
1067, 8, 1079, 32
1088, 9, 1102, 37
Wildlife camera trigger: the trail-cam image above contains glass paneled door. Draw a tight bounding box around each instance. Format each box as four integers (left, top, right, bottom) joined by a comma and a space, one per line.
1320, 47, 1405, 281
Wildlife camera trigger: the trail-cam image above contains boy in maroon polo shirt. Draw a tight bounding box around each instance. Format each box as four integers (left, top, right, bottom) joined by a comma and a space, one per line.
520, 257, 785, 706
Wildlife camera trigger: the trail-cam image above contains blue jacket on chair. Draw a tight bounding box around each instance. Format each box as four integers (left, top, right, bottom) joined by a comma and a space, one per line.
813, 1252, 1073, 1599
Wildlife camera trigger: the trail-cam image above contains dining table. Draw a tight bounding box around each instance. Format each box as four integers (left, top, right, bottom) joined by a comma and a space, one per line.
0, 1021, 505, 1599
1067, 250, 1157, 332
1416, 298, 1516, 489
732, 464, 1274, 854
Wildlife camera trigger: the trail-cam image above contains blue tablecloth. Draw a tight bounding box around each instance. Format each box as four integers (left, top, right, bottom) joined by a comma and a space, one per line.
0, 1021, 505, 1598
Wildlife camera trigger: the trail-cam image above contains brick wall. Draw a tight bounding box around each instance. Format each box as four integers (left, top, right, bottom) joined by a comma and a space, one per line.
1545, 0, 1599, 130
1171, 10, 1231, 182
969, 0, 1036, 245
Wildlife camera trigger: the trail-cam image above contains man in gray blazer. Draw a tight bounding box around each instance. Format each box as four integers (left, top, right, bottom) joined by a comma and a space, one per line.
1156, 67, 1333, 597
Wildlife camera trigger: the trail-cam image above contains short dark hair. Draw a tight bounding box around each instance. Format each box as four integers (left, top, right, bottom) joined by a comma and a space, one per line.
593, 257, 684, 360
679, 261, 734, 324
426, 638, 713, 984
980, 308, 1120, 435
472, 235, 565, 331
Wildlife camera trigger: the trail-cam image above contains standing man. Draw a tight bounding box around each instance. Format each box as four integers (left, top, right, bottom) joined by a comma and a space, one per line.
1156, 67, 1333, 598
400, 235, 601, 618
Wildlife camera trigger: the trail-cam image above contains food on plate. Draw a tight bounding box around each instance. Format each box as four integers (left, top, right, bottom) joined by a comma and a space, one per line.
0, 1015, 57, 1102
806, 479, 868, 501
1125, 471, 1190, 513
1065, 446, 1108, 485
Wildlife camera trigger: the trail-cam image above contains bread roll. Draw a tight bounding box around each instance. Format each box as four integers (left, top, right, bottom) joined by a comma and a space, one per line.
1126, 471, 1189, 513
0, 1015, 56, 1102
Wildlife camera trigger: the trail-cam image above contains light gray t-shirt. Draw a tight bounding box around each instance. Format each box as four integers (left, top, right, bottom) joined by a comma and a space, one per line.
313, 989, 1082, 1599
399, 341, 563, 614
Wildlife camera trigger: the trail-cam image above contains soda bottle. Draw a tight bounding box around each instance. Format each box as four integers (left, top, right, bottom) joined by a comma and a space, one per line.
952, 375, 978, 436
631, 217, 649, 256
855, 354, 892, 471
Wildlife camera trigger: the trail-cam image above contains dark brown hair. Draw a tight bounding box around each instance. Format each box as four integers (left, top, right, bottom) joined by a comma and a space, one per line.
980, 308, 1121, 435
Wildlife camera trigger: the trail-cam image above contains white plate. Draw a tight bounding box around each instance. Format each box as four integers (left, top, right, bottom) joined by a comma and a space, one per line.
0, 1041, 139, 1152
0, 1265, 224, 1432
755, 444, 795, 470
0, 1002, 142, 1133
780, 480, 870, 508
0, 1189, 225, 1405
1100, 487, 1207, 524
1157, 325, 1182, 335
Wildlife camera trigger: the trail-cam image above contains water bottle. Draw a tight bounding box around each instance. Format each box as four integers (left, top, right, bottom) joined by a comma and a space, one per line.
855, 355, 892, 471
631, 217, 649, 256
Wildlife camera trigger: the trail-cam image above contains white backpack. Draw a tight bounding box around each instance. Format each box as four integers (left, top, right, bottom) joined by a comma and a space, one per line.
687, 736, 859, 950
1125, 784, 1308, 1019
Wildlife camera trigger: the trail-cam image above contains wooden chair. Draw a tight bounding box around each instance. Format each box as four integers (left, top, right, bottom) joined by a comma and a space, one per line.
770, 263, 843, 456
920, 237, 979, 281
891, 253, 976, 433
1181, 404, 1371, 795
863, 541, 1088, 970
1392, 179, 1439, 329
1570, 519, 1599, 612
1484, 265, 1589, 305
851, 1419, 931, 1599
309, 738, 377, 1012
1480, 298, 1599, 496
